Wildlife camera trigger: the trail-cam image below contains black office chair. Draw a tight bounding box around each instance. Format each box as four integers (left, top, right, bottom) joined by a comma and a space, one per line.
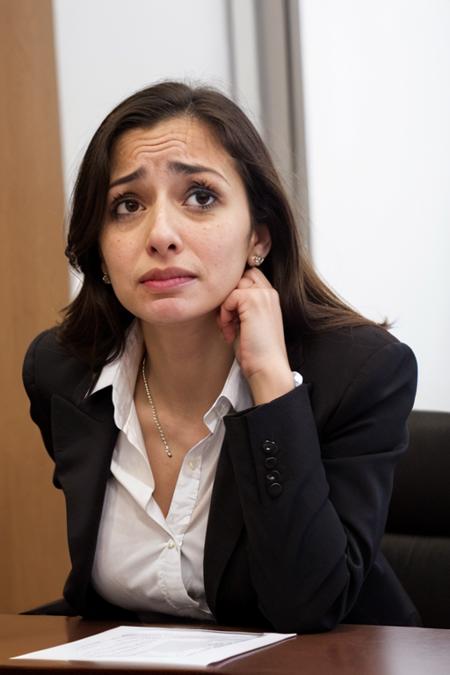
382, 410, 450, 628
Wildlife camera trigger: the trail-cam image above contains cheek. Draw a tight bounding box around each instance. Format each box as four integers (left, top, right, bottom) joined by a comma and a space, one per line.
101, 234, 134, 272
201, 223, 250, 285
204, 213, 252, 257
204, 234, 248, 270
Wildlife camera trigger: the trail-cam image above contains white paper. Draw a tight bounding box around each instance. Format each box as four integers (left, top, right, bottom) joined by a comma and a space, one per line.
11, 626, 296, 667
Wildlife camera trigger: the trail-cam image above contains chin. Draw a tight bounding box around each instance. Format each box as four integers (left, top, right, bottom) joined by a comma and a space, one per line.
137, 297, 216, 327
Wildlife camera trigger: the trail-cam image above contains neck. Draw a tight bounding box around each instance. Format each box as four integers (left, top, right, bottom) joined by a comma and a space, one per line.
139, 315, 235, 416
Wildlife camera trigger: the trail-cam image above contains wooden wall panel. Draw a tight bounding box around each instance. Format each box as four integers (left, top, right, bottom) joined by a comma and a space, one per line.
0, 0, 70, 612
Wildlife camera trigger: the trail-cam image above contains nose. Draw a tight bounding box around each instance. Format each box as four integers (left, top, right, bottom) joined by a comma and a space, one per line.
144, 199, 183, 257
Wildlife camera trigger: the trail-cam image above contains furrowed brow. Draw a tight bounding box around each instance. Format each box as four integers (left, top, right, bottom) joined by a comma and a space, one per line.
109, 166, 146, 190
168, 161, 229, 184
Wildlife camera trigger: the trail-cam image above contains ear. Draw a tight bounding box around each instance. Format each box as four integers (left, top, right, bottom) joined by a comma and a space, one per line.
249, 224, 271, 259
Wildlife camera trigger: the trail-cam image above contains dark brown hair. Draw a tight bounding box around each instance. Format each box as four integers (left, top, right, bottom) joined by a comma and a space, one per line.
59, 80, 382, 371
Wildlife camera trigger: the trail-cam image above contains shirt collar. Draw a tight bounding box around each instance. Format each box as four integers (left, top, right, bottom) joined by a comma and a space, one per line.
89, 320, 253, 433
89, 321, 143, 429
203, 358, 253, 432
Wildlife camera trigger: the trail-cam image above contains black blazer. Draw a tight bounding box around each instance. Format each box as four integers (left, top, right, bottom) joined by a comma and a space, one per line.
23, 324, 420, 632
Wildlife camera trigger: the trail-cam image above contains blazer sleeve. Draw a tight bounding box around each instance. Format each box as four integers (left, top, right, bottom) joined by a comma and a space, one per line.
223, 339, 417, 632
23, 330, 56, 464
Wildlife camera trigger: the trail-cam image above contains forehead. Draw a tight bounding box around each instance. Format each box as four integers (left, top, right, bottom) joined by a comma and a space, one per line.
110, 116, 234, 178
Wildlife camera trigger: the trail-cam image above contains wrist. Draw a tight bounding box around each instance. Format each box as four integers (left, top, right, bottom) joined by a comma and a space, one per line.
248, 364, 295, 405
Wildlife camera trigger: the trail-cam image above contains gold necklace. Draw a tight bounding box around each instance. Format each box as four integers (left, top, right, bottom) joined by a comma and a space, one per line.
141, 357, 173, 458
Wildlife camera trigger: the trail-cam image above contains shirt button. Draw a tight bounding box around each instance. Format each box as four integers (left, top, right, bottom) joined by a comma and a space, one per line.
167, 539, 175, 549
188, 460, 197, 470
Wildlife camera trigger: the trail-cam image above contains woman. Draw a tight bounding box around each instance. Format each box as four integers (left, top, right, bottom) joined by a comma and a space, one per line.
23, 81, 419, 632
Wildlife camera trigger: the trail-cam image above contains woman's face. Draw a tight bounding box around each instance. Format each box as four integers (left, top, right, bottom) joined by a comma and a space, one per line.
100, 116, 270, 327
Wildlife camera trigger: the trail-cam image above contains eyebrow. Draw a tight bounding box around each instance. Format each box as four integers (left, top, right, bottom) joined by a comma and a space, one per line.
167, 161, 229, 184
109, 167, 146, 190
108, 160, 229, 190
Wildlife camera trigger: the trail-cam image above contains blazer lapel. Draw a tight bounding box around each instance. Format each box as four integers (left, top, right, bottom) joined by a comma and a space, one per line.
204, 435, 244, 615
51, 386, 118, 610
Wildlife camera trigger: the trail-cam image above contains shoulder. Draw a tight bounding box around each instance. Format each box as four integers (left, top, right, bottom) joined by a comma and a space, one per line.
293, 325, 417, 428
298, 324, 415, 377
23, 326, 92, 401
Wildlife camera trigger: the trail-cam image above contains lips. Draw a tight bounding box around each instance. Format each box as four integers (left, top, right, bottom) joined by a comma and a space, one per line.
139, 267, 197, 290
139, 267, 195, 282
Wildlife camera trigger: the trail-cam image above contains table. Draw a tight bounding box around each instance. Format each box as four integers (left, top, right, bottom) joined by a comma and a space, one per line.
0, 614, 449, 675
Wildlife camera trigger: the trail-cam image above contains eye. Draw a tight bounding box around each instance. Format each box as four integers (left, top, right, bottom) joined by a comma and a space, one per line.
185, 185, 217, 210
110, 195, 143, 218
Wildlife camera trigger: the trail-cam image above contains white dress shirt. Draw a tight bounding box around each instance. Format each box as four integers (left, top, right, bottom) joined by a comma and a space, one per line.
90, 322, 254, 620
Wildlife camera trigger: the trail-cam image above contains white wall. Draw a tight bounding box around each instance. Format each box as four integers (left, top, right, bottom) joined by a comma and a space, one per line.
299, 0, 450, 411
52, 0, 231, 200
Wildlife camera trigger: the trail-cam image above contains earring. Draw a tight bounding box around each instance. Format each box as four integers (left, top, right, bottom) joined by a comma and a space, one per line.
102, 272, 111, 284
250, 254, 265, 267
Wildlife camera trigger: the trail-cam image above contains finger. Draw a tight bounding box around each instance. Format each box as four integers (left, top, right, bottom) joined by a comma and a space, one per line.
243, 267, 273, 288
236, 275, 255, 290
221, 319, 238, 344
217, 305, 238, 344
220, 291, 238, 317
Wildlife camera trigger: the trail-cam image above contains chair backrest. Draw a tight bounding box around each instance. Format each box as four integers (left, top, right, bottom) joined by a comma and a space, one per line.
382, 410, 450, 628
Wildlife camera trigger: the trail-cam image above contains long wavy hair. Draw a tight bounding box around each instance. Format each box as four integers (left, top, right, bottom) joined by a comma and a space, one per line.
59, 81, 382, 371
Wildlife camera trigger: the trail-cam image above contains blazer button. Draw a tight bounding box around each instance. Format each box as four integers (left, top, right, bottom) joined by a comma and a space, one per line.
262, 440, 278, 454
264, 456, 278, 469
266, 470, 281, 482
268, 482, 283, 497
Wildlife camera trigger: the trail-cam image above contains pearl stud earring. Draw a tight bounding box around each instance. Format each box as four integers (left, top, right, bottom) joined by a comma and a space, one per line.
251, 254, 265, 267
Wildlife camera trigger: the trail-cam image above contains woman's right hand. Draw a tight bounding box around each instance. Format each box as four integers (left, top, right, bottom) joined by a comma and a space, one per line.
217, 268, 293, 404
